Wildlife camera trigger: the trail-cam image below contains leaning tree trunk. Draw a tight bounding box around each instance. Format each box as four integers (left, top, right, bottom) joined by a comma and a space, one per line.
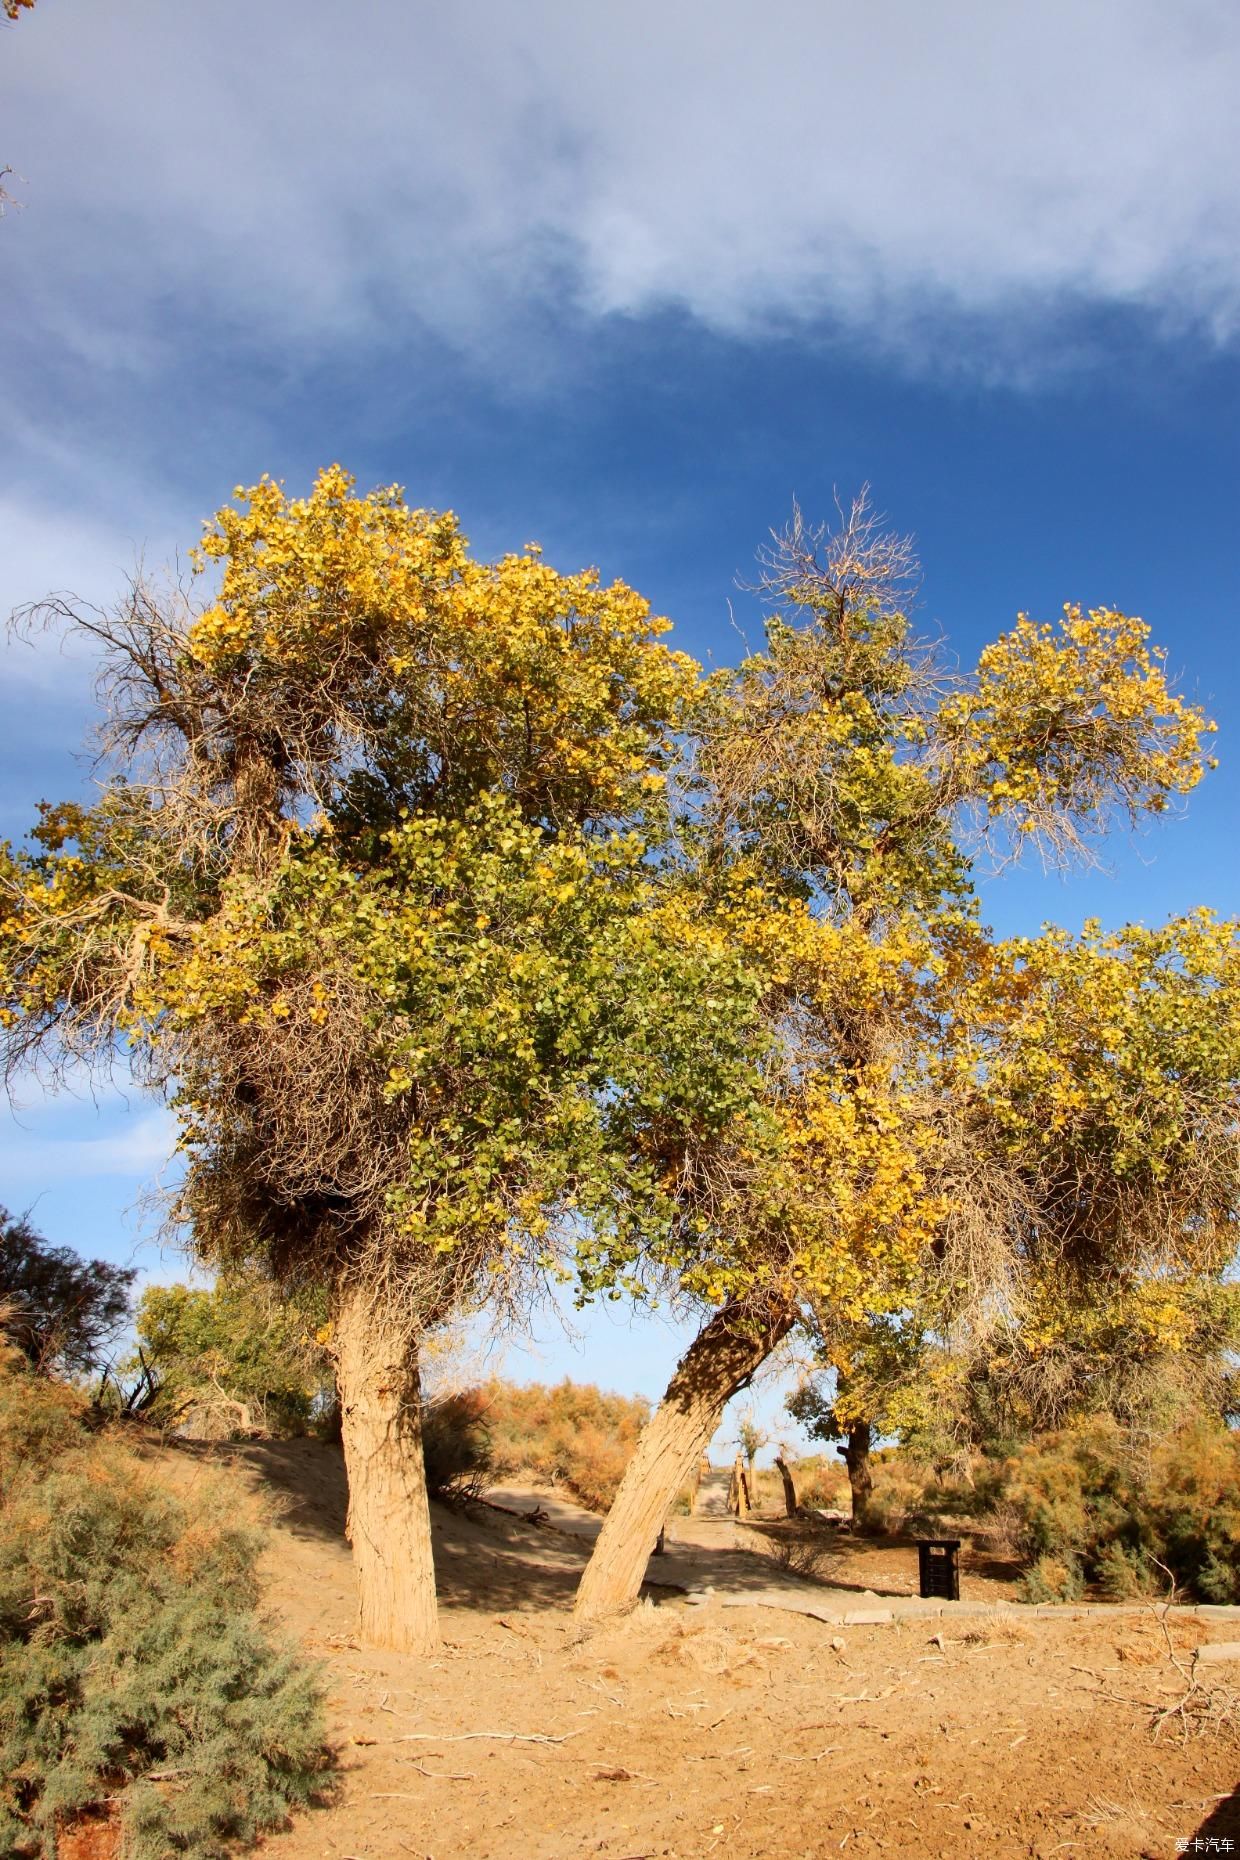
574, 1296, 794, 1622
843, 1419, 873, 1528
774, 1454, 799, 1519
332, 1281, 438, 1655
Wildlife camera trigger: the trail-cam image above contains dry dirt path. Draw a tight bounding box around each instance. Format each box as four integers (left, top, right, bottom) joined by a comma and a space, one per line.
483, 1479, 814, 1602
482, 1480, 1235, 1632
695, 1466, 732, 1517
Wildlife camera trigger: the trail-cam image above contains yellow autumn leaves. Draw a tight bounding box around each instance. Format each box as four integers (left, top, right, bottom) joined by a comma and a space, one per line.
1, 468, 1237, 1371
187, 466, 698, 827
941, 604, 1216, 828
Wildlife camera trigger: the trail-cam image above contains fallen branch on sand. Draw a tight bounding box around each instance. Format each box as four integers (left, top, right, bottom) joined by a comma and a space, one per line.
391, 1729, 584, 1746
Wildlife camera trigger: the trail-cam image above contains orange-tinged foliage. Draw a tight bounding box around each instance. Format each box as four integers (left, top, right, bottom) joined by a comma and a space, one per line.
479, 1376, 651, 1513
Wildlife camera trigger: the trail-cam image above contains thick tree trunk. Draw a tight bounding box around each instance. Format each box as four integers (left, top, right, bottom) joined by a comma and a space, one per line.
574, 1297, 794, 1622
843, 1420, 873, 1528
774, 1455, 799, 1519
332, 1281, 438, 1654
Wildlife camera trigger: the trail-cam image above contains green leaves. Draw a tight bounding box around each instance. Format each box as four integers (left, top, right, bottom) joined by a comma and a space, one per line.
2, 475, 1234, 1366
0, 1364, 328, 1859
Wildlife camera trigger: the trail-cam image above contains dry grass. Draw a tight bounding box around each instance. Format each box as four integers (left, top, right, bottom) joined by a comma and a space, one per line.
764, 1526, 837, 1584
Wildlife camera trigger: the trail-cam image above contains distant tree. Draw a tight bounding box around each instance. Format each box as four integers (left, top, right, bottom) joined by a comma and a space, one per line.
736, 1409, 766, 1480
772, 1444, 799, 1518
787, 1311, 929, 1524
0, 1206, 135, 1375
3, 1, 36, 18
132, 1273, 333, 1436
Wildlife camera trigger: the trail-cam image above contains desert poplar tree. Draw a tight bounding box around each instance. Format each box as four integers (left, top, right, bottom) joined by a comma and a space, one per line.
573, 494, 1236, 1620
0, 467, 726, 1653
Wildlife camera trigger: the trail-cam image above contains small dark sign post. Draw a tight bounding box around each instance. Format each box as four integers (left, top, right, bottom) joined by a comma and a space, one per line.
917, 1538, 961, 1601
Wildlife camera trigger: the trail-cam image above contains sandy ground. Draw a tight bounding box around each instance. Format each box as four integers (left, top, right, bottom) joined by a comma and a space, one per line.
148, 1438, 1240, 1860
483, 1473, 1025, 1613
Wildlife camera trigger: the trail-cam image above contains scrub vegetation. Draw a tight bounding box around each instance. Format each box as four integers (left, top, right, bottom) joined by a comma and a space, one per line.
0, 1328, 328, 1860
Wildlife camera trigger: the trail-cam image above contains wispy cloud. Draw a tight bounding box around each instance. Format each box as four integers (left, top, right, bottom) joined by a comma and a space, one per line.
0, 1104, 178, 1184
0, 495, 169, 688
6, 0, 1238, 381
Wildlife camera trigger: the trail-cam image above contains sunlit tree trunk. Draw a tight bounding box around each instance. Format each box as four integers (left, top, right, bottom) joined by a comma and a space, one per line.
774, 1454, 799, 1518
574, 1297, 794, 1622
730, 1452, 751, 1516
332, 1281, 437, 1654
843, 1419, 873, 1527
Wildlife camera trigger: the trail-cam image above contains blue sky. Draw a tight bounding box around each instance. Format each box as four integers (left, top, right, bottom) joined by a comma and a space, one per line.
2, 1, 1238, 1453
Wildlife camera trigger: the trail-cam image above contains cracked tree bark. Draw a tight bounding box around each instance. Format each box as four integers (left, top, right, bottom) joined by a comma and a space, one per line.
333, 1282, 437, 1654
843, 1419, 874, 1528
574, 1295, 794, 1622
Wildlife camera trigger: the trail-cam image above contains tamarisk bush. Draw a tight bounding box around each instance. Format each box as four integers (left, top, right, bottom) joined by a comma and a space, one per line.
0, 1343, 329, 1858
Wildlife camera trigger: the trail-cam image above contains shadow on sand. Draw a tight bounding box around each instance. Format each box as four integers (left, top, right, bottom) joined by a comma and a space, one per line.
152, 1435, 593, 1617
1187, 1783, 1240, 1848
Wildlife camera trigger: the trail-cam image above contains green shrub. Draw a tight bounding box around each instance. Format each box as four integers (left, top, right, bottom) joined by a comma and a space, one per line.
1142, 1415, 1240, 1599
1095, 1540, 1155, 1601
1020, 1554, 1085, 1604
1000, 1422, 1114, 1562
990, 1413, 1240, 1603
1196, 1550, 1240, 1605
0, 1356, 329, 1858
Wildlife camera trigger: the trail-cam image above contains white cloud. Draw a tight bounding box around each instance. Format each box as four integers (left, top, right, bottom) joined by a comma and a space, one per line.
0, 496, 167, 698
5, 0, 1238, 376
0, 1102, 178, 1183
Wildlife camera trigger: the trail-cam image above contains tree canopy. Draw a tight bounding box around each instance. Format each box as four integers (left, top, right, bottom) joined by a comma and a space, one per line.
0, 1207, 135, 1377
578, 500, 1229, 1343
573, 494, 1239, 1618
0, 469, 714, 1300
4, 470, 1237, 1643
